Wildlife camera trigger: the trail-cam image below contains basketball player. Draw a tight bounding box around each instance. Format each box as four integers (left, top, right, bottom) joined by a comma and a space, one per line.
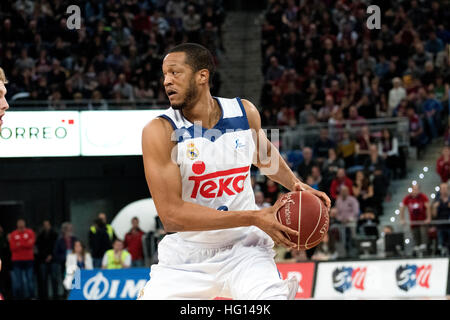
0, 67, 8, 130
0, 67, 9, 275
139, 43, 330, 300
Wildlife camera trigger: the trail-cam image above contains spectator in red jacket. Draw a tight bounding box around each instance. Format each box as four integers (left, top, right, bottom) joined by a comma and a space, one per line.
330, 168, 354, 201
436, 145, 450, 183
124, 217, 145, 267
400, 184, 431, 249
9, 218, 36, 299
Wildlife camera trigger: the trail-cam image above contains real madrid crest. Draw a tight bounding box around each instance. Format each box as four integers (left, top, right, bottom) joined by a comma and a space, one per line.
187, 142, 199, 160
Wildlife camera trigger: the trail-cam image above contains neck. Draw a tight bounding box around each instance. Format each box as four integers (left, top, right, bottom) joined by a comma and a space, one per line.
182, 92, 220, 129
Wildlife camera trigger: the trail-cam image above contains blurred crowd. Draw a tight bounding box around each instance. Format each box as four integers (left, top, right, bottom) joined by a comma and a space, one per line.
260, 0, 449, 152
0, 213, 166, 300
258, 142, 450, 263
255, 0, 450, 262
1, 0, 450, 299
253, 126, 403, 262
0, 0, 225, 107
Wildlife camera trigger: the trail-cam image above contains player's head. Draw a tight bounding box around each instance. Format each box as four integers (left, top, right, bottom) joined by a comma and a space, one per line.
0, 67, 9, 131
163, 43, 216, 110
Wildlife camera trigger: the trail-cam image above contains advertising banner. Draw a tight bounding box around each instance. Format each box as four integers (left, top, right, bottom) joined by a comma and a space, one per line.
0, 111, 81, 157
79, 110, 162, 156
314, 258, 449, 299
67, 268, 149, 300
0, 110, 165, 157
277, 262, 315, 299
68, 262, 316, 300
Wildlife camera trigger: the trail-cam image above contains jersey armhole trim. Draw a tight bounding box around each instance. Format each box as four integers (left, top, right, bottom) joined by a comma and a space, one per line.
158, 114, 177, 130
236, 97, 250, 129
236, 97, 247, 117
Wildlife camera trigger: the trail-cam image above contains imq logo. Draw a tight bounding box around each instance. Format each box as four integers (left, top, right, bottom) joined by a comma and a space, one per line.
82, 272, 146, 300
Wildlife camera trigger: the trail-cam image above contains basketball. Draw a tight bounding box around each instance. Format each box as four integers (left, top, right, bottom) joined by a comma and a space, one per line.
277, 191, 329, 250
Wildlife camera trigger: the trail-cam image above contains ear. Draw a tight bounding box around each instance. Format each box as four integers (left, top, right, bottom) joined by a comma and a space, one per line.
197, 69, 210, 85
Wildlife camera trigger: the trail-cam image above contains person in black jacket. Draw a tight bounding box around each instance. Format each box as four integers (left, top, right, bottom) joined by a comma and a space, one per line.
53, 222, 78, 299
0, 224, 11, 300
35, 220, 58, 300
89, 218, 112, 269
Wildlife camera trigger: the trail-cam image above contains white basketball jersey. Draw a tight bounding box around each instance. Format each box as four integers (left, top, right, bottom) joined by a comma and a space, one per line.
158, 97, 258, 245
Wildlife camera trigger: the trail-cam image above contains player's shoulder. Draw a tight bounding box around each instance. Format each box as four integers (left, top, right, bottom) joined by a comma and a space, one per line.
238, 98, 259, 115
142, 112, 174, 138
237, 98, 261, 129
142, 113, 176, 152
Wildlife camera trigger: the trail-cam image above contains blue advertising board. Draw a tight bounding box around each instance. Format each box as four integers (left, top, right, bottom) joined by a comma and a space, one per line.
67, 268, 150, 300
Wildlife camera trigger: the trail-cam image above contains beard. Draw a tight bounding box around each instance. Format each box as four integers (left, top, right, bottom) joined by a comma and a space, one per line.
171, 76, 198, 110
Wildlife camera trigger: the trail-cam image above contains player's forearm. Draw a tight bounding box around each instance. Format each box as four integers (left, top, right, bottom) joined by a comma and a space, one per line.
160, 201, 258, 233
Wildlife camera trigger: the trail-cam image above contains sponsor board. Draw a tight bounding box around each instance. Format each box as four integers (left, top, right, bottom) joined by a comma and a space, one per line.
0, 110, 163, 157
67, 268, 149, 300
314, 258, 449, 299
277, 262, 315, 299
0, 111, 81, 157
79, 110, 161, 156
215, 262, 316, 300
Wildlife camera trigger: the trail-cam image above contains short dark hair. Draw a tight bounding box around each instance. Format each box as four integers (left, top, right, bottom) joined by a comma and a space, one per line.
167, 43, 216, 85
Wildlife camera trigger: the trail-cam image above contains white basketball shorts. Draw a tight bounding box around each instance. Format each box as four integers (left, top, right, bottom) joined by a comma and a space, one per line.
138, 226, 298, 300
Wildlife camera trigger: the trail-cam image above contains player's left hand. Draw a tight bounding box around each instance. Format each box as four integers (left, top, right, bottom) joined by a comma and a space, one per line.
292, 181, 331, 213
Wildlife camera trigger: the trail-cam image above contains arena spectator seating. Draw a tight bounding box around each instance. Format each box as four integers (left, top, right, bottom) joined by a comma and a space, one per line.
0, 0, 225, 108
257, 0, 450, 261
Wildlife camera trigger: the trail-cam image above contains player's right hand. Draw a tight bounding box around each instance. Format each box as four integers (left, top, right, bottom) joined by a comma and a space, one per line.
255, 198, 299, 249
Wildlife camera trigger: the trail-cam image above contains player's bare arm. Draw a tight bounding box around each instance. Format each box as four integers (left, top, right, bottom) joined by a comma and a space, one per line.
142, 116, 299, 248
241, 98, 331, 212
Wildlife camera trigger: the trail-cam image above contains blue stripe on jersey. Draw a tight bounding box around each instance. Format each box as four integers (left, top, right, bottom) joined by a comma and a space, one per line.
236, 97, 248, 119
158, 97, 250, 143
172, 119, 249, 143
